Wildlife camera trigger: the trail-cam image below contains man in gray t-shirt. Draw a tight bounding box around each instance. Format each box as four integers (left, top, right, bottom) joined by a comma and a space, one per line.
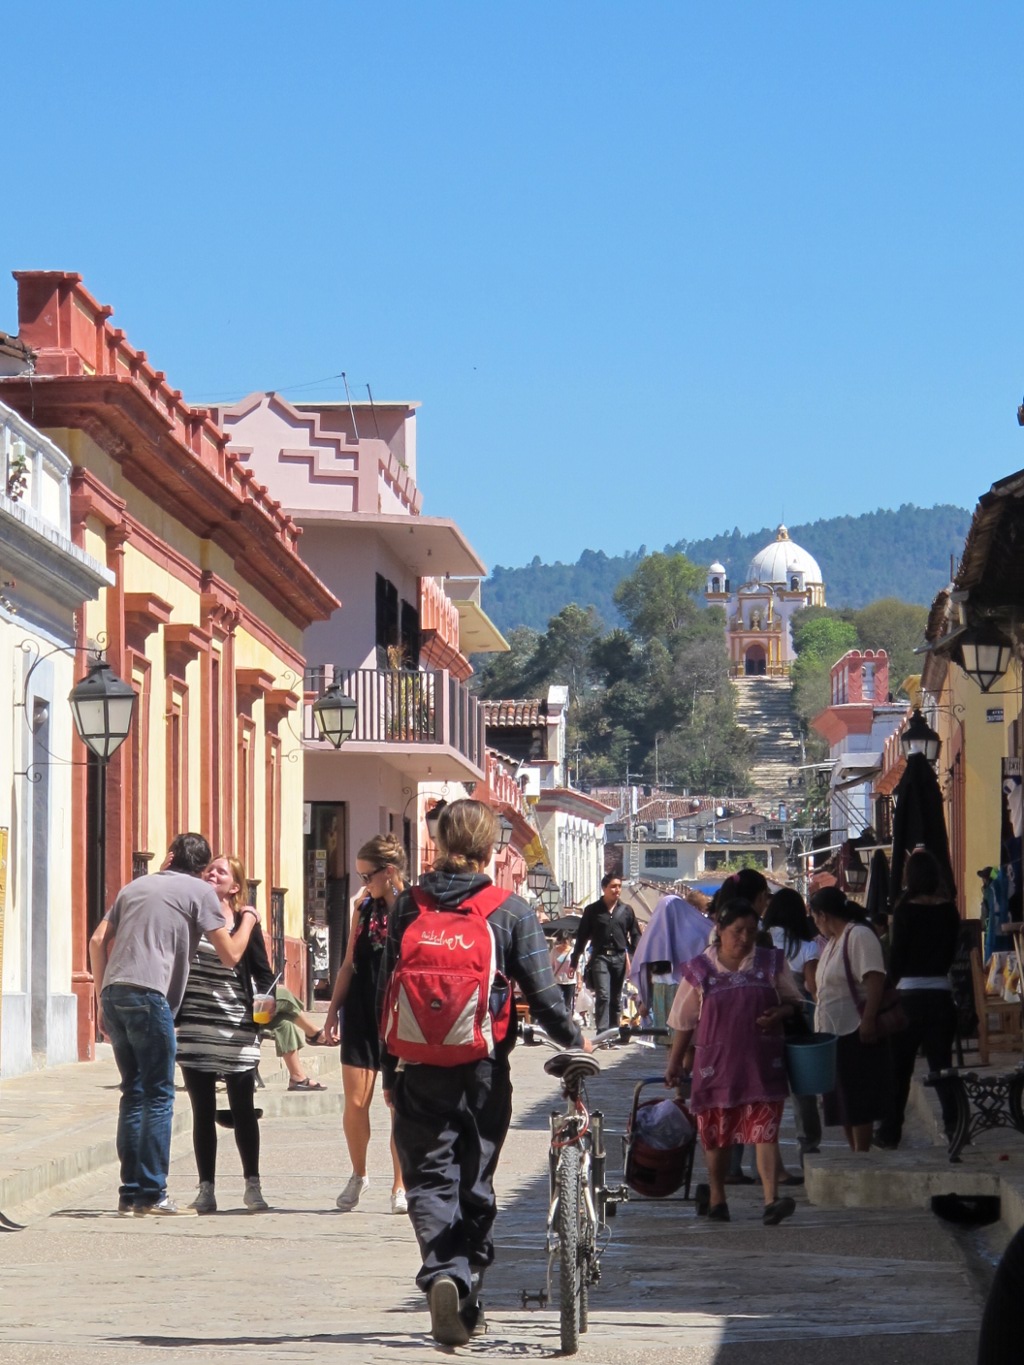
89, 832, 261, 1215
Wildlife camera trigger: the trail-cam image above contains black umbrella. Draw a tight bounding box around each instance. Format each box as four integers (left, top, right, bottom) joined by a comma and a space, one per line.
542, 914, 582, 938
865, 848, 891, 923
889, 752, 956, 908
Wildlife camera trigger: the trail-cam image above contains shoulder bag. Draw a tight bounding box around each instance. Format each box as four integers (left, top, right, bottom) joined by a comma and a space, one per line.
841, 926, 908, 1038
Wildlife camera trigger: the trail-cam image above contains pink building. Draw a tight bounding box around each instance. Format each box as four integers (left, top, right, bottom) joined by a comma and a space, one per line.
209, 391, 509, 978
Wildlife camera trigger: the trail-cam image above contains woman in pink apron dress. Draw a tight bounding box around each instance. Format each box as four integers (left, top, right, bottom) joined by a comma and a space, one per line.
665, 899, 804, 1224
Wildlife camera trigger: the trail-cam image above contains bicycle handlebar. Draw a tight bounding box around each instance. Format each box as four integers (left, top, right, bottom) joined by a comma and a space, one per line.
521, 1023, 669, 1050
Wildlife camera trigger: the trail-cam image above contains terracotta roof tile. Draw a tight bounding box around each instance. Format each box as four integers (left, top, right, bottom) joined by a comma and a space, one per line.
483, 699, 543, 727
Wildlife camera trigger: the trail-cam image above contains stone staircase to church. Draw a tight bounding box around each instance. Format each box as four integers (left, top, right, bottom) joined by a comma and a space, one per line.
731, 676, 805, 813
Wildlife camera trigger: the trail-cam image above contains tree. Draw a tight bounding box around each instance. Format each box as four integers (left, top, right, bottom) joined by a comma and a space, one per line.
851, 598, 928, 697
613, 552, 705, 643
472, 626, 540, 698
530, 604, 603, 709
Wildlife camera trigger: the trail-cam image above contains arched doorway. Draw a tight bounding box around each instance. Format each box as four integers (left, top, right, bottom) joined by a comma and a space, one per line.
745, 644, 767, 676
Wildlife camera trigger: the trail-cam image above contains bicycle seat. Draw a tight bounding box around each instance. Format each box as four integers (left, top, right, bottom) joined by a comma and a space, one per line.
544, 1049, 601, 1081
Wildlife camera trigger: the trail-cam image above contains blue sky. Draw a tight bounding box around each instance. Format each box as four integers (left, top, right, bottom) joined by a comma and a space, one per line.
4, 3, 1024, 573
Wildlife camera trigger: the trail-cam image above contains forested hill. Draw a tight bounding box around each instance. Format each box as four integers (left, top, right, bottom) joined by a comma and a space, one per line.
483, 503, 972, 633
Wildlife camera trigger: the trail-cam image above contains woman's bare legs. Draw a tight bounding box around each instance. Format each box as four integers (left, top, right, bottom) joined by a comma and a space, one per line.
846, 1122, 872, 1152
705, 1146, 730, 1208
755, 1142, 780, 1205
341, 1064, 376, 1176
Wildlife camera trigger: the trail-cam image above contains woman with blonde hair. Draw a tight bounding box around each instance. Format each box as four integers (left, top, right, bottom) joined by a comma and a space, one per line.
323, 832, 407, 1213
176, 854, 272, 1214
378, 799, 586, 1346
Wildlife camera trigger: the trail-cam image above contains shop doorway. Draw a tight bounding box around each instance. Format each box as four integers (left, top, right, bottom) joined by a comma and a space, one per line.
304, 802, 349, 999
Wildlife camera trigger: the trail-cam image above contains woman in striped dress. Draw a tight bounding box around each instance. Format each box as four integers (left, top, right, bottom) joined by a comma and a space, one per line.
176, 854, 272, 1214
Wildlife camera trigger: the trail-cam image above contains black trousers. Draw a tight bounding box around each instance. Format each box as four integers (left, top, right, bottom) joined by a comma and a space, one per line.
391, 1058, 513, 1297
876, 990, 958, 1144
590, 951, 627, 1031
180, 1066, 260, 1182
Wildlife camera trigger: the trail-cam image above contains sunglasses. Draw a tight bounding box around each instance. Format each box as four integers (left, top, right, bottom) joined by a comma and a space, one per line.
360, 867, 387, 883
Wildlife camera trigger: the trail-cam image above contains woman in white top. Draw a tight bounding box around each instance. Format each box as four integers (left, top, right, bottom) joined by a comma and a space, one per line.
762, 888, 821, 1158
810, 886, 892, 1153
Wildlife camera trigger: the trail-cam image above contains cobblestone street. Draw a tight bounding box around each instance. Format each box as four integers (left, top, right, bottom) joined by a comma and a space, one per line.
0, 1040, 989, 1363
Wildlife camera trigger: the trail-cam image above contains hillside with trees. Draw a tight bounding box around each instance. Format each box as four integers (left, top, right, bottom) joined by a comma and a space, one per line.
474, 551, 931, 798
483, 503, 971, 633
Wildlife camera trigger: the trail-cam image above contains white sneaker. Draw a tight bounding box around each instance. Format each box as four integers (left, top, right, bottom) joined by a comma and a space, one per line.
134, 1196, 197, 1217
390, 1188, 408, 1215
190, 1181, 217, 1214
336, 1173, 369, 1211
243, 1177, 269, 1212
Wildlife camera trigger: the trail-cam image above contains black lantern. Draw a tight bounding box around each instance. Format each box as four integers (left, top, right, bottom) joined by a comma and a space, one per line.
844, 847, 868, 893
68, 659, 136, 761
958, 625, 1014, 694
311, 683, 357, 748
425, 799, 447, 842
540, 885, 561, 915
496, 814, 514, 852
899, 708, 941, 765
527, 862, 552, 893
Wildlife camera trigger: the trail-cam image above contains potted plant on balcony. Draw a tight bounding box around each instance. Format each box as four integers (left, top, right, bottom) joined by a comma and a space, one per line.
383, 646, 434, 741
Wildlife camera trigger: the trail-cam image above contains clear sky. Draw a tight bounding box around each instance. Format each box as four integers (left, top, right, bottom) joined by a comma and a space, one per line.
4, 3, 1024, 573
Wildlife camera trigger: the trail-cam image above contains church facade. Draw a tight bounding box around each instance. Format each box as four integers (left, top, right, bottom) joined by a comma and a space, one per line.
705, 525, 825, 676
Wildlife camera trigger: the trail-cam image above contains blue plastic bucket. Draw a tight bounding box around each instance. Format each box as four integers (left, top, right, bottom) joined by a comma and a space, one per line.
785, 1032, 838, 1096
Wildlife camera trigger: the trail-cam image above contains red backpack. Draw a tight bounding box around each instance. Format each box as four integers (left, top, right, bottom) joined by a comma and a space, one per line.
381, 885, 512, 1066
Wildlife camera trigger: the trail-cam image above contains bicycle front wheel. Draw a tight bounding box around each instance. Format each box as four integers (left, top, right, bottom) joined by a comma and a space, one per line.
558, 1145, 583, 1354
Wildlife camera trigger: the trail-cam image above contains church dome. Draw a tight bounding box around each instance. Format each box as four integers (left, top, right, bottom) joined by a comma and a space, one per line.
709, 560, 726, 574
746, 525, 822, 586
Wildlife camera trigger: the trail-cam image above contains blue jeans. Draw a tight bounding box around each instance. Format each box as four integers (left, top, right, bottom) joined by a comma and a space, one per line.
101, 985, 177, 1207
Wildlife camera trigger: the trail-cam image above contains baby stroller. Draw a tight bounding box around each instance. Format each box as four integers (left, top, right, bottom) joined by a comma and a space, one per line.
622, 1076, 699, 1202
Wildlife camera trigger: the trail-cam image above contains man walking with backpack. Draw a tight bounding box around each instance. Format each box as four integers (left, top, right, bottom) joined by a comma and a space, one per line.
378, 799, 589, 1346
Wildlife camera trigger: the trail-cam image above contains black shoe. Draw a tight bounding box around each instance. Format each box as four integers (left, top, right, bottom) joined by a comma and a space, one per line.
428, 1277, 470, 1346
723, 1172, 755, 1186
461, 1298, 487, 1338
707, 1202, 731, 1222
871, 1131, 900, 1151
763, 1197, 796, 1226
781, 1174, 805, 1187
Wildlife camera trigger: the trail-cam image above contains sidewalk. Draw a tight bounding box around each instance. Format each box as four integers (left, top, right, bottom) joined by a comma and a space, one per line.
0, 1038, 338, 1218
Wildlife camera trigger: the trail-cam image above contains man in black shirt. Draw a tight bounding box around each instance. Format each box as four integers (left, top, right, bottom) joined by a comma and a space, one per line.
571, 873, 641, 1031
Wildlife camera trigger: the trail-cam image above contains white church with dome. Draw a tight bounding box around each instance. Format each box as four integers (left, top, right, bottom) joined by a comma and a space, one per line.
705, 525, 825, 676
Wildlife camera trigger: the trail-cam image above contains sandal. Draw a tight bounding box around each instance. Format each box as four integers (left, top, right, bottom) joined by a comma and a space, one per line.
306, 1028, 330, 1047
288, 1078, 326, 1091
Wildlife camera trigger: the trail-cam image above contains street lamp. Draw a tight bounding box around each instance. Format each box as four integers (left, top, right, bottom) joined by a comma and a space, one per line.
425, 799, 447, 843
899, 709, 941, 765
844, 847, 868, 894
68, 659, 136, 760
527, 862, 552, 893
68, 656, 137, 955
496, 814, 514, 853
957, 625, 1014, 694
311, 683, 358, 748
540, 885, 561, 916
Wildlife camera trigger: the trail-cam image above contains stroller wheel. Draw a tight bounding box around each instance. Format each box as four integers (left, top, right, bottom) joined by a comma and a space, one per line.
694, 1183, 710, 1216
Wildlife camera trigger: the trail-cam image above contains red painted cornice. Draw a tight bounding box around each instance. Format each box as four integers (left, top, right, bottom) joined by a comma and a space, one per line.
811, 703, 874, 746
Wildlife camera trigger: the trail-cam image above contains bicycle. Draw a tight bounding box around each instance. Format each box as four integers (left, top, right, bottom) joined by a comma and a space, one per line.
520, 1023, 668, 1355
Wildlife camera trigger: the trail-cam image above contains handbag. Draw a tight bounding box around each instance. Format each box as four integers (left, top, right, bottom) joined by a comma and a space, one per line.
841, 927, 908, 1039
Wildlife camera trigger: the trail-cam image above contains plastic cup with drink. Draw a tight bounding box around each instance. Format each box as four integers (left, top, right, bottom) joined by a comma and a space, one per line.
252, 973, 281, 1026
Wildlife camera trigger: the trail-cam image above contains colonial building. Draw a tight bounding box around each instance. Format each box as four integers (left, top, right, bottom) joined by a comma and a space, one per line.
0, 394, 111, 1074
207, 390, 509, 978
706, 525, 825, 676
0, 272, 337, 1059
811, 650, 905, 846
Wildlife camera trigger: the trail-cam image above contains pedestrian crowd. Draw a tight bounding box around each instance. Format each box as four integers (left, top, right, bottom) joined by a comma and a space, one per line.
89, 823, 1007, 1358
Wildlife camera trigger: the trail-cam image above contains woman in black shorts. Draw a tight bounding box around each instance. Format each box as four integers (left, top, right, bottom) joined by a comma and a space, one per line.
323, 833, 407, 1213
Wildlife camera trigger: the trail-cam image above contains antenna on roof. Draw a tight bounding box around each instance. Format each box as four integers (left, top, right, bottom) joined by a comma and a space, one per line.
341, 372, 359, 439
366, 383, 382, 440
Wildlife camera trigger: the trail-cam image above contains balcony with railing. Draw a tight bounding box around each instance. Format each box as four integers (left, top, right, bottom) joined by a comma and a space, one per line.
303, 665, 485, 781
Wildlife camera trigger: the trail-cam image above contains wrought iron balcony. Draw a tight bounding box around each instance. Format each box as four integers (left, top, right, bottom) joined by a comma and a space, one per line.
303, 666, 485, 773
